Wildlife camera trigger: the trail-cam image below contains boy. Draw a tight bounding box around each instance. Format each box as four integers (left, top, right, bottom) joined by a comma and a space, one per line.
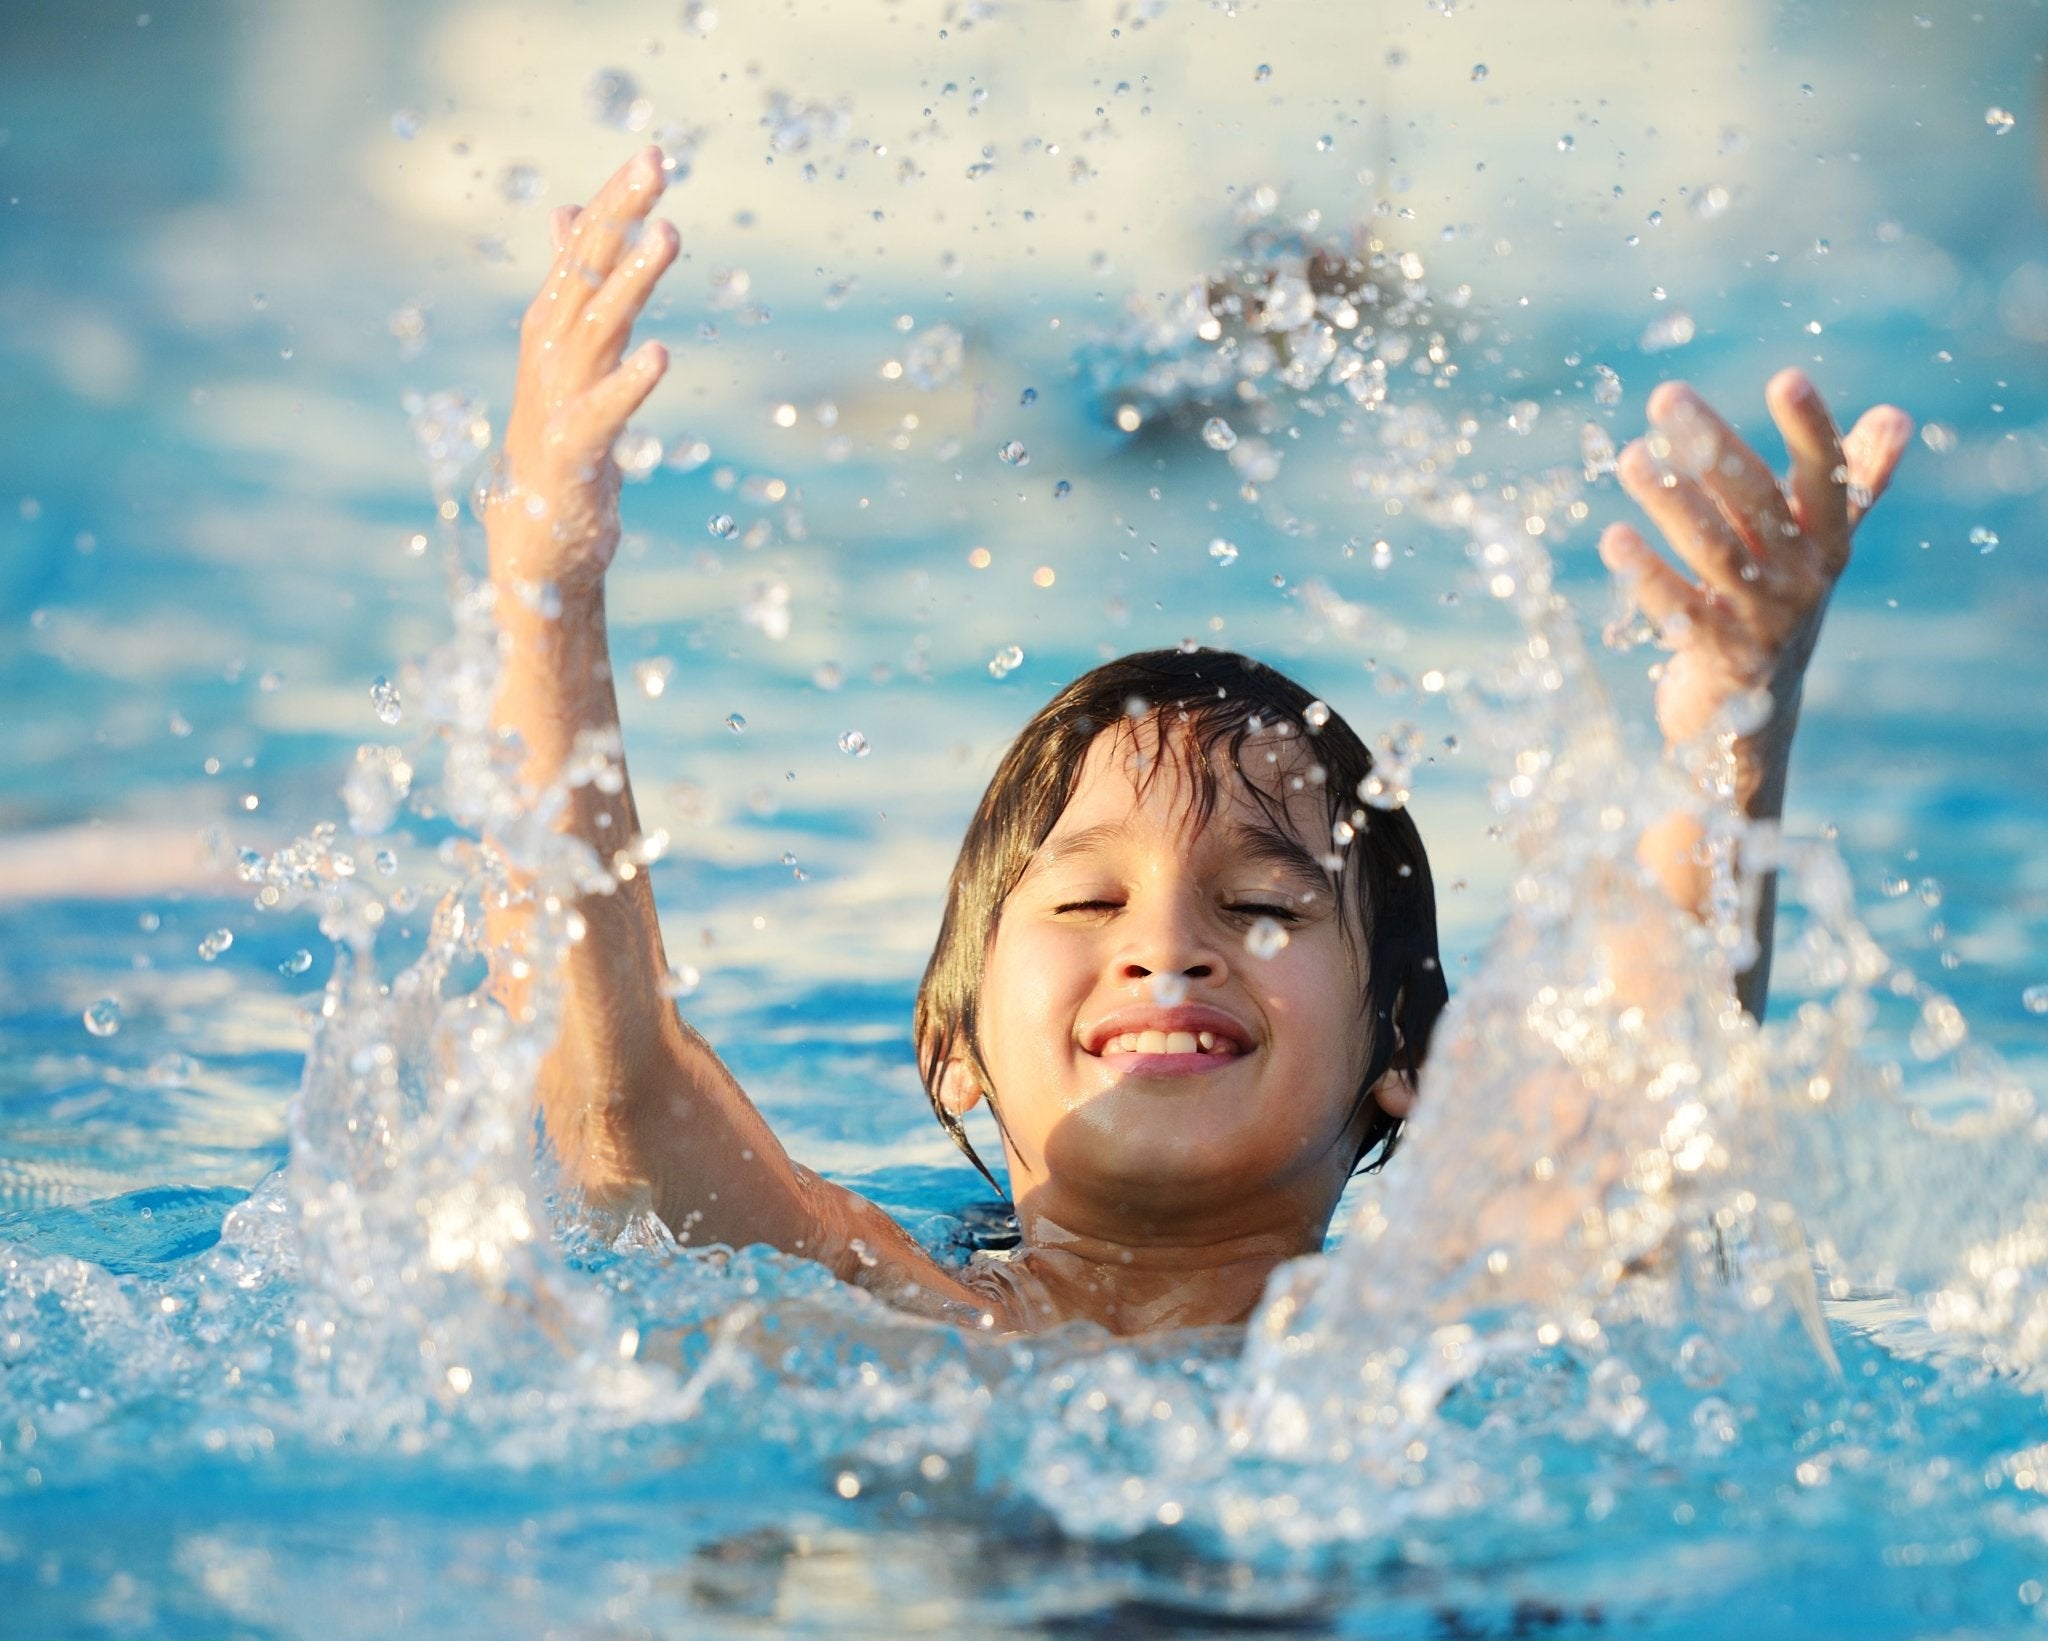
481, 149, 1912, 1335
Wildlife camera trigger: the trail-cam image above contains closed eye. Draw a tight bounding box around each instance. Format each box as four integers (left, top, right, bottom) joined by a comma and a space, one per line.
1054, 899, 1121, 916
1226, 902, 1300, 921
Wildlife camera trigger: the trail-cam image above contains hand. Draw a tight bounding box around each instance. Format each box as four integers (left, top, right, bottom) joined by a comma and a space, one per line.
1598, 370, 1913, 809
487, 147, 678, 592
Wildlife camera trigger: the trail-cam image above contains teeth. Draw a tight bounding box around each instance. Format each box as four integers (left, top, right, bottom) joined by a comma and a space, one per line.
1100, 1028, 1238, 1056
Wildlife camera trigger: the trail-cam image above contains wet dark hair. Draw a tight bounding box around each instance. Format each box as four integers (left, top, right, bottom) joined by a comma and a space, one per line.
913, 647, 1449, 1198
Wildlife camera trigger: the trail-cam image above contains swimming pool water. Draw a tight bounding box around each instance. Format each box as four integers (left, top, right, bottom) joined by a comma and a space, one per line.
5, 2, 2048, 1634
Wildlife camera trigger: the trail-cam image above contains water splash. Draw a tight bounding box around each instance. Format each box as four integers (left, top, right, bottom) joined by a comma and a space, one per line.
6, 191, 2047, 1637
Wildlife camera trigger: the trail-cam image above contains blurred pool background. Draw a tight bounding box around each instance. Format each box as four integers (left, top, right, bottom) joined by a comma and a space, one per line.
3, 0, 2047, 1633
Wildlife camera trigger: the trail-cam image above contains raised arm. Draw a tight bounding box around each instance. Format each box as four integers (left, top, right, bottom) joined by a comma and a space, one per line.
481, 150, 983, 1320
1600, 371, 1912, 1016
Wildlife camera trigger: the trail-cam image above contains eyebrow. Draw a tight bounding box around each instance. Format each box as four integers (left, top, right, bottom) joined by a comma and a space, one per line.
1015, 820, 1131, 887
1224, 823, 1332, 891
1018, 818, 1330, 892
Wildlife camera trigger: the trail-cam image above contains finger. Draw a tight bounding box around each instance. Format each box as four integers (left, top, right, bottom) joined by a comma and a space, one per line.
531, 148, 667, 343
1644, 380, 1797, 554
1617, 440, 1761, 603
571, 341, 670, 454
563, 147, 666, 272
1599, 522, 1713, 638
1766, 369, 1850, 564
572, 217, 680, 370
1840, 404, 1914, 529
549, 204, 583, 255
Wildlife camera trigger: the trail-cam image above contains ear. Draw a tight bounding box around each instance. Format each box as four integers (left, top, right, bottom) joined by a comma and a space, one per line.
1368, 1065, 1418, 1121
935, 1055, 985, 1118
1367, 987, 1417, 1121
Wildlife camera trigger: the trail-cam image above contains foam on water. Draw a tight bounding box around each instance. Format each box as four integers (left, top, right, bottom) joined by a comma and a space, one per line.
6, 208, 2048, 1632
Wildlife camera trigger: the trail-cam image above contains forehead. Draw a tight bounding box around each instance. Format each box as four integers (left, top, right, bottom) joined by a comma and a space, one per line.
1044, 713, 1326, 849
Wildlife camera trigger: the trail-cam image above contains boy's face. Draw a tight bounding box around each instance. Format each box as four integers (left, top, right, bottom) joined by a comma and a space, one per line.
965, 717, 1395, 1248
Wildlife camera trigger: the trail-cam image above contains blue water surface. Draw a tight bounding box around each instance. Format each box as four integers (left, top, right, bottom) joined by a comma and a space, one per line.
4, 2, 2048, 1635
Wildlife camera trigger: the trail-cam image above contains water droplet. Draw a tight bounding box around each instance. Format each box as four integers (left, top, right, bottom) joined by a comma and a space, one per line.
661, 964, 702, 999
1053, 480, 1072, 499
903, 322, 965, 390
1303, 700, 1331, 729
2023, 984, 2048, 1015
1470, 63, 1489, 82
82, 997, 122, 1037
586, 69, 641, 129
1148, 972, 1189, 1007
1556, 133, 1575, 153
1245, 917, 1290, 959
1909, 994, 1968, 1060
1019, 387, 1038, 406
634, 658, 675, 698
725, 712, 747, 734
1638, 309, 1697, 353
373, 849, 399, 877
997, 439, 1029, 467
1202, 416, 1238, 451
280, 949, 314, 976
838, 729, 871, 757
1987, 106, 2017, 136
1691, 1396, 1740, 1452
343, 745, 413, 836
1591, 363, 1623, 406
370, 676, 403, 726
197, 928, 234, 962
614, 429, 664, 479
1315, 134, 1334, 152
741, 579, 793, 641
1880, 873, 1911, 898
1254, 63, 1272, 82
708, 513, 737, 539
1970, 525, 1999, 554
987, 644, 1025, 679
811, 661, 845, 691
146, 1052, 199, 1088
498, 163, 545, 204
781, 850, 799, 867
391, 108, 422, 140
1208, 537, 1239, 567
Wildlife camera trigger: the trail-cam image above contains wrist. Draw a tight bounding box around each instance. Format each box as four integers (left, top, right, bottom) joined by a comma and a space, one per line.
1734, 680, 1802, 820
483, 465, 621, 592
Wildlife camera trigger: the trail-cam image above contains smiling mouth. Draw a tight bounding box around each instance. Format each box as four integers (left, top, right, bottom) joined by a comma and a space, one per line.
1098, 1029, 1242, 1058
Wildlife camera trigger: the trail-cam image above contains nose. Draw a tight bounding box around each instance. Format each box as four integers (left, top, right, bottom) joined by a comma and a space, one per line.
1112, 891, 1228, 987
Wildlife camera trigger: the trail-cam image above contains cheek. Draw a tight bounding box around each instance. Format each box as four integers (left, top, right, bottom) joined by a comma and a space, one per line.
979, 924, 1079, 1069
1261, 946, 1371, 1071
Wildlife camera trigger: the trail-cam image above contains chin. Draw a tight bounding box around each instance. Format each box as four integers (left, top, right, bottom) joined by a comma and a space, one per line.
1041, 1102, 1333, 1210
